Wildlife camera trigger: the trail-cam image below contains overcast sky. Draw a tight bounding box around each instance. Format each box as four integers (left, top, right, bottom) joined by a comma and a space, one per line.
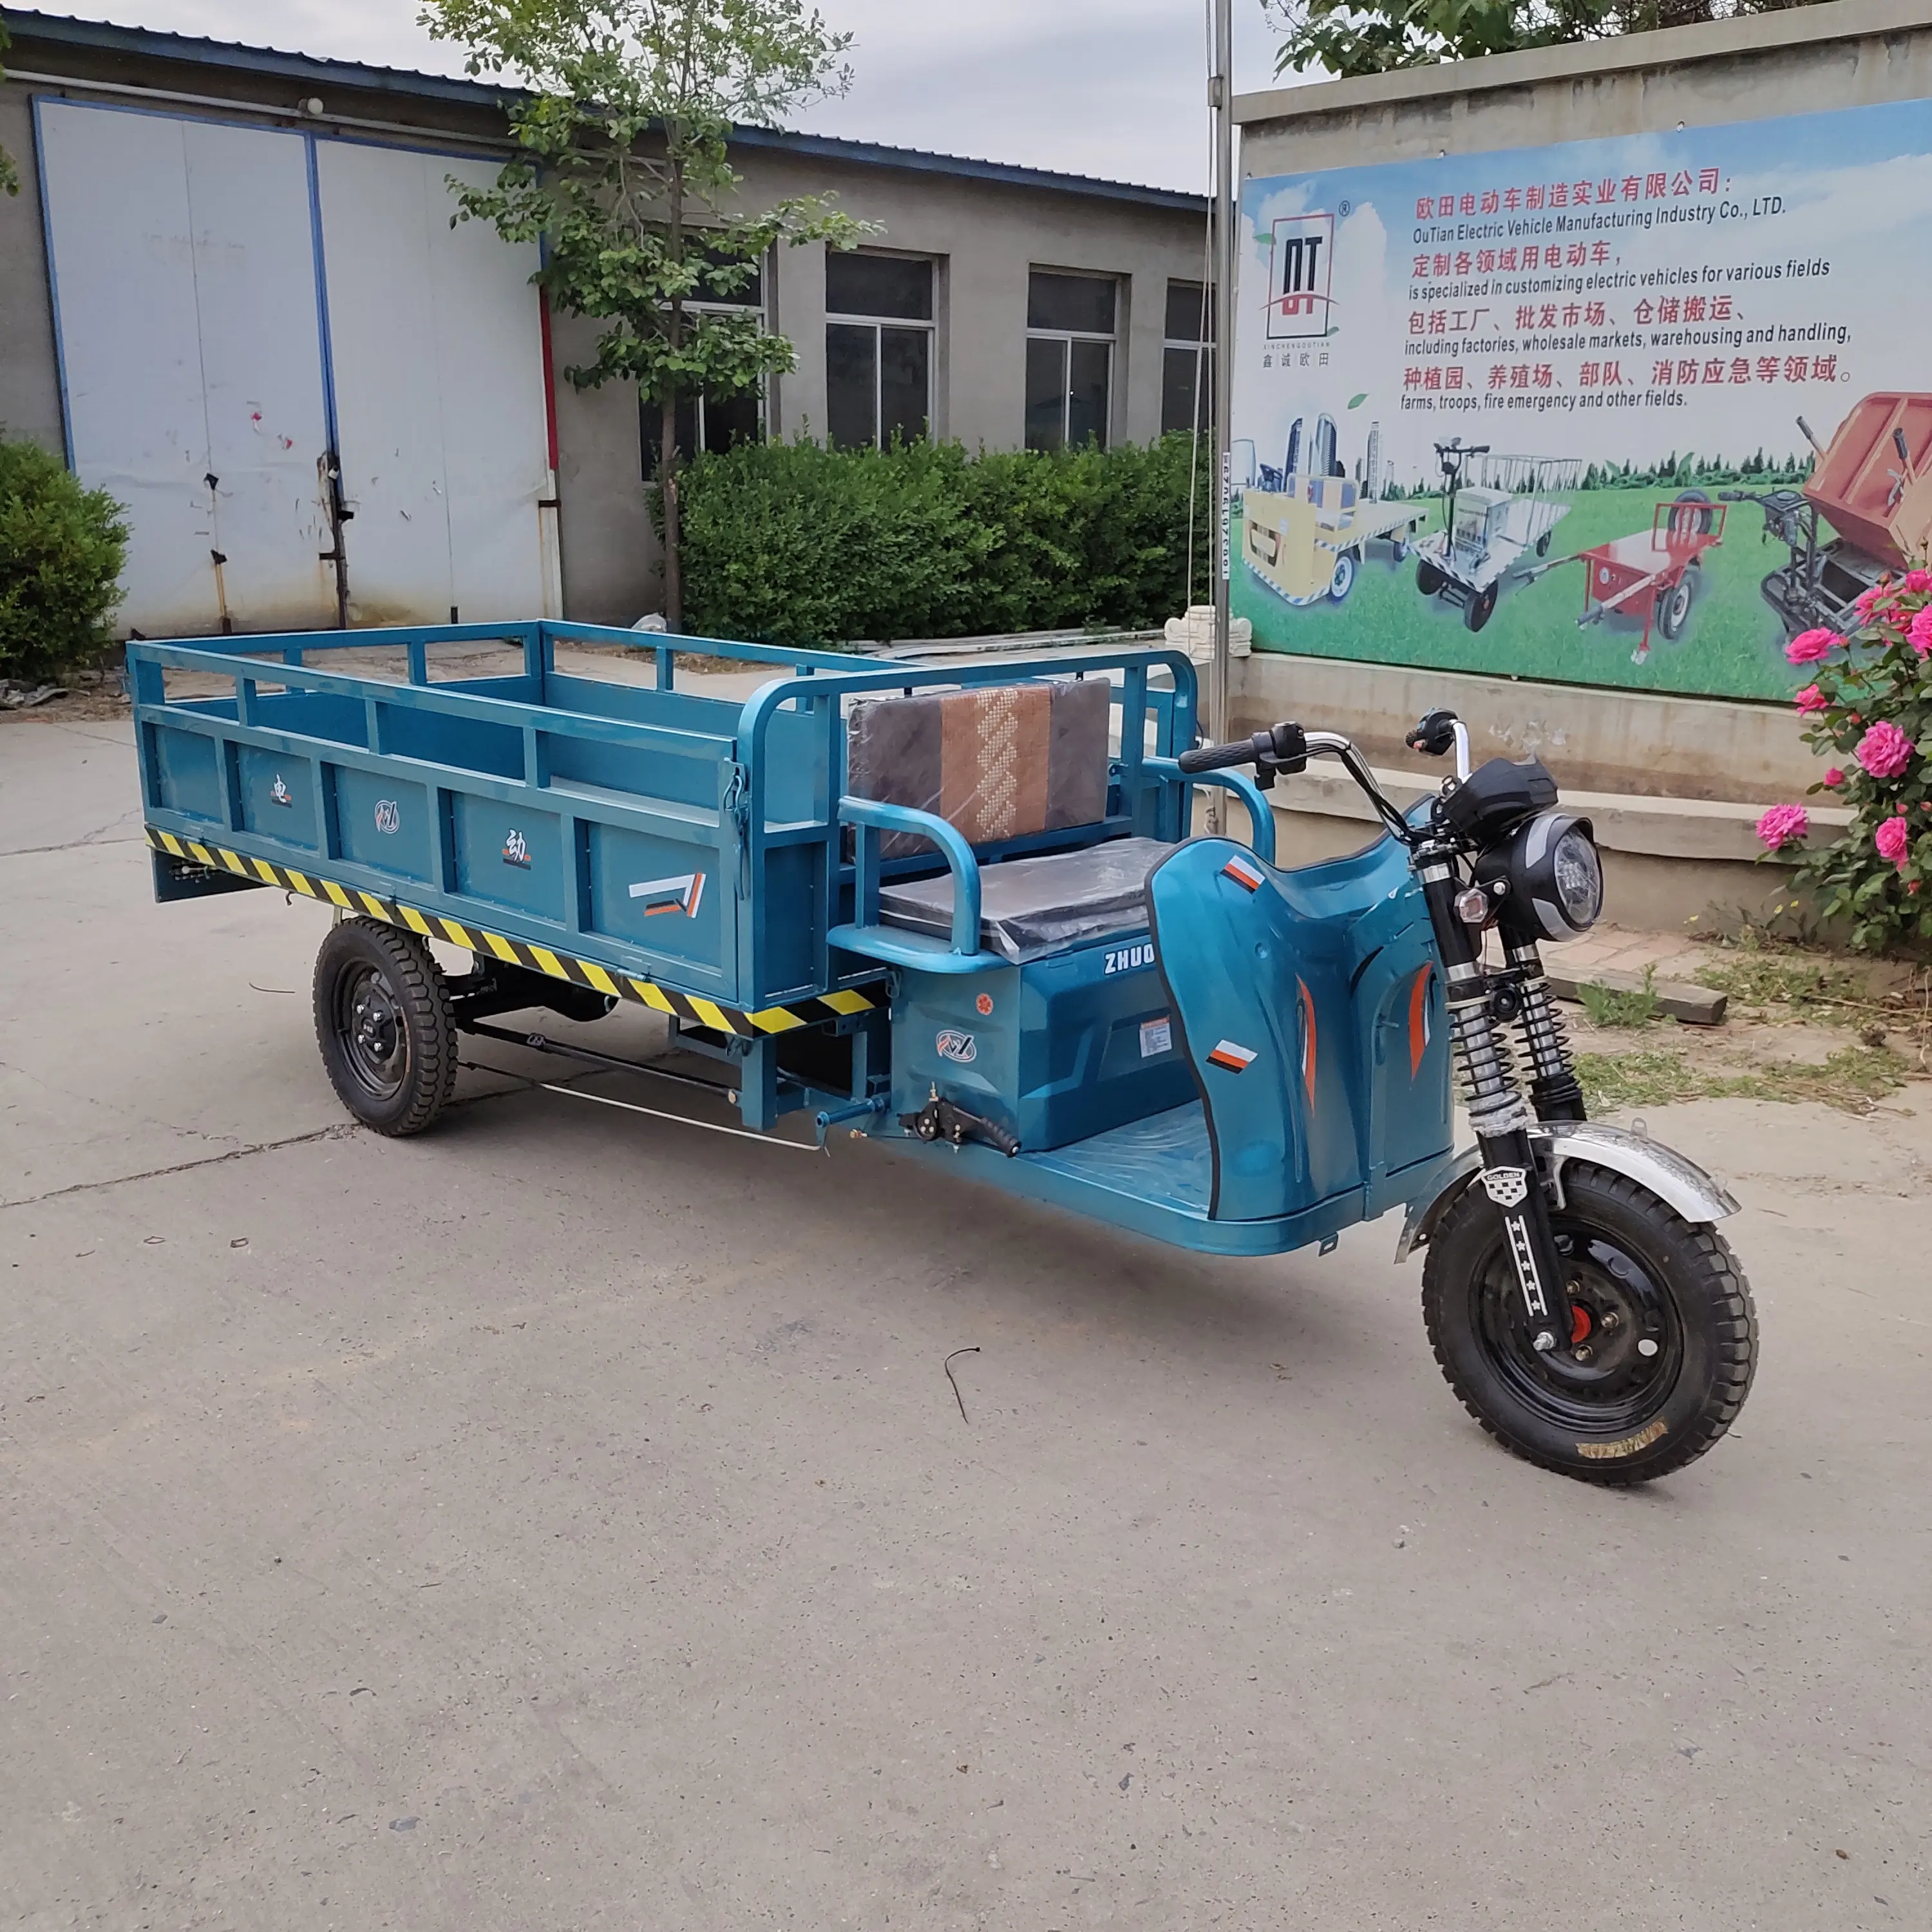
26, 1, 1291, 191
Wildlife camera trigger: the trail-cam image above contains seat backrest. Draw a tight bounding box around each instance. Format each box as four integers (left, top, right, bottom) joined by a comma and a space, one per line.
848, 677, 1111, 858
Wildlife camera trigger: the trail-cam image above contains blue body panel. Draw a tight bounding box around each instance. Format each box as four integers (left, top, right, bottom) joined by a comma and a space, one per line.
890, 935, 1194, 1153
1141, 833, 1454, 1229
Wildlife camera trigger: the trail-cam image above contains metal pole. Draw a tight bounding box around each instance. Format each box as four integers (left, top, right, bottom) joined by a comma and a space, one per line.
1208, 0, 1236, 806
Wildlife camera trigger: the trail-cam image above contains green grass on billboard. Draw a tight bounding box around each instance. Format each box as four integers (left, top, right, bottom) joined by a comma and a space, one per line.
1235, 483, 1804, 703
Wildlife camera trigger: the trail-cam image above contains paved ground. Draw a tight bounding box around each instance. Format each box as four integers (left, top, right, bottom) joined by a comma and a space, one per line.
4, 714, 1930, 1931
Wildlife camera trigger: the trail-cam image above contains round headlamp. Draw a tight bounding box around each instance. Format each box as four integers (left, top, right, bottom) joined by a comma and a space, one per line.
1477, 810, 1602, 942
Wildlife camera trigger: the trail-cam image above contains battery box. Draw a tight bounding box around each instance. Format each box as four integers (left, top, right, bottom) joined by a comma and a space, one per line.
891, 933, 1194, 1153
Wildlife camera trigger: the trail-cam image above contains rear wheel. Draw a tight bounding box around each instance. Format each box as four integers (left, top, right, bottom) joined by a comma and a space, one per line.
1463, 581, 1499, 632
1669, 487, 1716, 537
1328, 551, 1358, 602
313, 917, 457, 1135
1421, 1162, 1756, 1484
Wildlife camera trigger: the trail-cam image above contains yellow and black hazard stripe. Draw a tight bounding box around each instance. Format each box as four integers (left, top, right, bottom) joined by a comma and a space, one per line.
146, 827, 880, 1039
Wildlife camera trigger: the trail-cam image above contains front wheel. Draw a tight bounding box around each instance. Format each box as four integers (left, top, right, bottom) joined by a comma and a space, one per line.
1421, 1162, 1756, 1483
1656, 573, 1695, 640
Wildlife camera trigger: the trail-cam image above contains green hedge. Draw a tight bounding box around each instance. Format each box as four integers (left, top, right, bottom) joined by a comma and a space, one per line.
676, 435, 1206, 647
0, 433, 128, 681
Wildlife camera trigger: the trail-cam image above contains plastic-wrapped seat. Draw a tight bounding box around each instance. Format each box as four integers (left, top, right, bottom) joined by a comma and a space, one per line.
878, 837, 1170, 963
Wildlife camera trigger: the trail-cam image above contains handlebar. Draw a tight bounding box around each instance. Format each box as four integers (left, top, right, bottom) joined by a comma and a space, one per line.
1177, 719, 1419, 844
1177, 735, 1271, 775
1178, 720, 1309, 777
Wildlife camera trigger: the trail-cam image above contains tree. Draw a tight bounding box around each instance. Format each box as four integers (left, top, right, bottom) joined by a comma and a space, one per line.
1264, 0, 1819, 79
420, 0, 871, 627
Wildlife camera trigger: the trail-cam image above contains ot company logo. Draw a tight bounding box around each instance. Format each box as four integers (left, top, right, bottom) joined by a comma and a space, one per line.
1265, 212, 1335, 341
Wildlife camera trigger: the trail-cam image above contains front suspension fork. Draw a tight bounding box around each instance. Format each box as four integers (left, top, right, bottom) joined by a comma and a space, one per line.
1424, 865, 1577, 1351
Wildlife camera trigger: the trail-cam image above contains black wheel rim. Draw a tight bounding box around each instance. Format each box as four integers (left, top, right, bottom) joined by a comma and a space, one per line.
1472, 1215, 1683, 1433
333, 961, 411, 1103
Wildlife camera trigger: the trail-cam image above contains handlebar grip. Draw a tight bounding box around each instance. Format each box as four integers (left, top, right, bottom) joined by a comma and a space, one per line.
1177, 735, 1260, 775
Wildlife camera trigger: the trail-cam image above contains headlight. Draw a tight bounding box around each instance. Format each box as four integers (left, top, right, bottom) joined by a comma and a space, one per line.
1477, 810, 1602, 942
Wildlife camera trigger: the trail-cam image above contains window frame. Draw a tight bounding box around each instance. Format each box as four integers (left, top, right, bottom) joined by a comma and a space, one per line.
1025, 269, 1119, 453
824, 251, 938, 451
1161, 278, 1213, 439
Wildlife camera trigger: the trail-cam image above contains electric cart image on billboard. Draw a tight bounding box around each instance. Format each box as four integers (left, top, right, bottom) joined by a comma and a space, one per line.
1414, 442, 1585, 633
131, 622, 1757, 1484
1240, 480, 1428, 607
1517, 495, 1728, 665
1723, 391, 1932, 638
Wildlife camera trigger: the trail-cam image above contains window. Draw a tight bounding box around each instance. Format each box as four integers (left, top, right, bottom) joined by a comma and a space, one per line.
826, 251, 935, 450
1025, 270, 1117, 452
1162, 278, 1213, 437
641, 251, 766, 478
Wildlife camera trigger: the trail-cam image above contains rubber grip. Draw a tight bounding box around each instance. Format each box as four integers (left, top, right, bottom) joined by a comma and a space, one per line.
1177, 737, 1255, 775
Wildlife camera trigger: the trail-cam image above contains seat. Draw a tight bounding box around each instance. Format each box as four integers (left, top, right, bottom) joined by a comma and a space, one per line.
878, 836, 1171, 963
846, 676, 1111, 859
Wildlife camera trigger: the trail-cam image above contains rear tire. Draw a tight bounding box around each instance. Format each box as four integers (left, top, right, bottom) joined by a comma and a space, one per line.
1421, 1162, 1756, 1484
313, 917, 457, 1136
1463, 581, 1499, 632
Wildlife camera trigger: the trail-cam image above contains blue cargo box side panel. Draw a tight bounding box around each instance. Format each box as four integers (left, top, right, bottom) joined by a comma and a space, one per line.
585, 822, 730, 972
236, 745, 319, 851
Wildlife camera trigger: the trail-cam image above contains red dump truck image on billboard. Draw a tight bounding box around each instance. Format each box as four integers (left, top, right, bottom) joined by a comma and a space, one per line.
1722, 392, 1932, 638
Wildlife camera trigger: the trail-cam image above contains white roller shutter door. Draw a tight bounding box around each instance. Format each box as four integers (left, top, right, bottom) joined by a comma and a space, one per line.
35, 102, 556, 637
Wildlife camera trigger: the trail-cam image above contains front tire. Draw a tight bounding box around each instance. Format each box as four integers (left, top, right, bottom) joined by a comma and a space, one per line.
1421, 1162, 1756, 1483
313, 917, 457, 1135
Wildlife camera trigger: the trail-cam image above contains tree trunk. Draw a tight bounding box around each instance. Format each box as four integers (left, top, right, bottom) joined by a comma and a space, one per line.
659, 399, 682, 632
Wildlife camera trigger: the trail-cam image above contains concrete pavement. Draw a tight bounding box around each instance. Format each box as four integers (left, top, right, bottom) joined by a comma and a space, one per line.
3, 714, 1929, 1931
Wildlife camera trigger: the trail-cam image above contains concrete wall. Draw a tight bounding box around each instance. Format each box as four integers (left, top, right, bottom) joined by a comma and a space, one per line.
1236, 0, 1932, 174
1231, 0, 1932, 803
1232, 649, 1825, 802
0, 23, 1208, 632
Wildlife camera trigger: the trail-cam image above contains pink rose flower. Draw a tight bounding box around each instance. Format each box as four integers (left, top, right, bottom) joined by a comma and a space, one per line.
1794, 683, 1828, 714
1857, 718, 1915, 779
1907, 569, 1932, 594
1823, 766, 1845, 788
1875, 813, 1911, 867
1786, 627, 1841, 664
1910, 606, 1932, 658
1756, 804, 1809, 851
1854, 584, 1889, 621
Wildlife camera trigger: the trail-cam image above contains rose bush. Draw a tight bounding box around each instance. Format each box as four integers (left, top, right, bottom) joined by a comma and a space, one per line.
1757, 576, 1932, 948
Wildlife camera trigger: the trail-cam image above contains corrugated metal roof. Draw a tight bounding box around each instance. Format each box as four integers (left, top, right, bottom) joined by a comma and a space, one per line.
1, 8, 1208, 211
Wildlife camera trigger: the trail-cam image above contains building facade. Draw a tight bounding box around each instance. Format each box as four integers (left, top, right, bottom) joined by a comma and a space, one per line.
0, 10, 1209, 635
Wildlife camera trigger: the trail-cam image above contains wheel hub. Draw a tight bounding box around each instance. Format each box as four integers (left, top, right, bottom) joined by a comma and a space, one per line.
1480, 1223, 1680, 1430
337, 967, 409, 1099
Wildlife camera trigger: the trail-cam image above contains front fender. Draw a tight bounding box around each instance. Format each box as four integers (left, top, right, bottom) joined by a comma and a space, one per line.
1394, 1121, 1740, 1262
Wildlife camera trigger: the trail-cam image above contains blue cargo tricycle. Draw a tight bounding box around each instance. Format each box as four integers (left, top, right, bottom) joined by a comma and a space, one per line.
131, 622, 1756, 1482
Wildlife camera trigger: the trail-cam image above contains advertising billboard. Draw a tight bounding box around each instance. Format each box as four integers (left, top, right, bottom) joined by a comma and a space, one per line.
1232, 99, 1932, 701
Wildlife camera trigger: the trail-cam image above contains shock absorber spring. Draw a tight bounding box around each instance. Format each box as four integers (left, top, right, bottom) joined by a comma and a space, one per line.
1446, 991, 1529, 1137
1510, 948, 1587, 1122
